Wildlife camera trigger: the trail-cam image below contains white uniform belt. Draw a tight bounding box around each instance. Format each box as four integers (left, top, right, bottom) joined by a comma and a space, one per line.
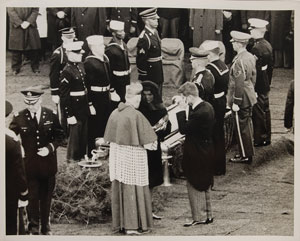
113, 69, 131, 76
261, 65, 268, 71
147, 56, 162, 62
91, 85, 110, 92
70, 91, 86, 96
214, 91, 225, 98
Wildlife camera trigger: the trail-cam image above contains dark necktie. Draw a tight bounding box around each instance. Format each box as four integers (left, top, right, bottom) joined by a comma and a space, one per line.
33, 112, 38, 127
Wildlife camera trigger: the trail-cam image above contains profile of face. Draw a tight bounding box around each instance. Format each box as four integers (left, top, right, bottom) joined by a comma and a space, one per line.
62, 35, 75, 44
113, 29, 126, 40
250, 28, 262, 39
142, 90, 154, 104
146, 18, 159, 29
232, 41, 240, 52
26, 99, 41, 113
67, 51, 83, 63
191, 58, 208, 69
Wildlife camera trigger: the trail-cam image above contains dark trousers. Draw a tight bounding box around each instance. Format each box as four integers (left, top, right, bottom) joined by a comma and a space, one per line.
212, 96, 226, 175
67, 118, 88, 161
11, 50, 39, 71
252, 93, 271, 145
6, 198, 18, 234
159, 17, 180, 39
233, 107, 254, 158
27, 176, 55, 234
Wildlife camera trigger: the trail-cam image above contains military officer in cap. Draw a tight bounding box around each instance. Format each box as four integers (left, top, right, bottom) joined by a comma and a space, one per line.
248, 18, 273, 147
84, 35, 113, 156
49, 27, 76, 137
59, 41, 90, 161
136, 8, 164, 95
9, 87, 64, 235
6, 100, 29, 235
189, 47, 215, 105
105, 20, 131, 103
227, 31, 257, 164
201, 40, 229, 175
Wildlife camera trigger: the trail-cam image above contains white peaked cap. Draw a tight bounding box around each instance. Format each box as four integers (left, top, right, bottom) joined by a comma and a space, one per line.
248, 18, 269, 29
86, 35, 104, 45
109, 20, 125, 31
200, 40, 220, 51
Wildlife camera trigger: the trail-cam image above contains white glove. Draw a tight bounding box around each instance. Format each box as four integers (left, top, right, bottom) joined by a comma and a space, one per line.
37, 147, 50, 157
144, 141, 158, 151
52, 95, 60, 104
110, 90, 121, 102
89, 105, 96, 115
18, 199, 28, 208
215, 29, 221, 34
21, 21, 30, 29
223, 10, 232, 20
232, 103, 240, 112
56, 11, 65, 19
67, 116, 77, 125
255, 92, 258, 98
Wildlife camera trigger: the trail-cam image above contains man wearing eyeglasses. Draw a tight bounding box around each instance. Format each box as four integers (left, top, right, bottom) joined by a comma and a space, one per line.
9, 87, 64, 235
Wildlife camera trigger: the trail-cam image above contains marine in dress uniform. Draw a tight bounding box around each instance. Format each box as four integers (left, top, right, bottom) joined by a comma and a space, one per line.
84, 35, 112, 156
227, 31, 257, 163
105, 20, 131, 103
176, 82, 215, 227
59, 41, 90, 161
201, 41, 229, 175
49, 27, 76, 136
248, 18, 273, 147
136, 8, 164, 95
106, 7, 138, 41
189, 48, 215, 105
9, 88, 64, 235
6, 101, 29, 235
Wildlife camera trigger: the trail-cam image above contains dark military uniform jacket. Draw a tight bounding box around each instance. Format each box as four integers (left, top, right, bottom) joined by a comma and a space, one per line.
106, 7, 137, 34
84, 54, 111, 107
136, 26, 164, 84
207, 60, 229, 96
9, 108, 64, 178
227, 49, 257, 108
59, 62, 90, 120
250, 38, 273, 94
191, 69, 215, 105
105, 39, 131, 88
49, 46, 68, 96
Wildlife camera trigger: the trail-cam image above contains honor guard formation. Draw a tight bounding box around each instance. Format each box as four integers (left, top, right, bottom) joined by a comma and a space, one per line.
6, 7, 294, 235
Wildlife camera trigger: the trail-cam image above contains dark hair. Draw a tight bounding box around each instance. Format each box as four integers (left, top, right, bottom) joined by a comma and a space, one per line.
141, 80, 164, 110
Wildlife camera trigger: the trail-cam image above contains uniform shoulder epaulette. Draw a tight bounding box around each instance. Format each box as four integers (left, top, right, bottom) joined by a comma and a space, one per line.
14, 111, 19, 117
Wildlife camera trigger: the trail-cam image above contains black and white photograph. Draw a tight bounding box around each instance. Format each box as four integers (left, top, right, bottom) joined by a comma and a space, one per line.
1, 0, 298, 239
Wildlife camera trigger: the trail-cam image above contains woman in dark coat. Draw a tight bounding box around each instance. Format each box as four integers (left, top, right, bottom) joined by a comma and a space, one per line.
139, 81, 171, 219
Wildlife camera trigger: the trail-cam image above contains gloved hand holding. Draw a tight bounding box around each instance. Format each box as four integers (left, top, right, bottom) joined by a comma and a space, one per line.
52, 95, 60, 104
21, 21, 30, 29
37, 147, 49, 157
232, 103, 240, 112
89, 105, 96, 115
67, 116, 77, 125
18, 199, 28, 208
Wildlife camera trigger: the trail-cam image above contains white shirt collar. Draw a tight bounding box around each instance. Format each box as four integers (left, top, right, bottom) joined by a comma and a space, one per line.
30, 107, 42, 123
192, 98, 203, 110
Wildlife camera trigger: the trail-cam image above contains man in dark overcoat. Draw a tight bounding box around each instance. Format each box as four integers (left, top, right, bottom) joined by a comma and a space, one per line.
6, 100, 29, 235
84, 35, 112, 156
59, 41, 90, 161
105, 20, 131, 103
9, 88, 64, 235
176, 82, 215, 227
136, 8, 164, 95
248, 18, 273, 147
7, 7, 41, 74
227, 31, 257, 164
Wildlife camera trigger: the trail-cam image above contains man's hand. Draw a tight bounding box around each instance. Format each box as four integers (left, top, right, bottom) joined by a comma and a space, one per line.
242, 23, 248, 30
67, 116, 77, 125
232, 103, 240, 112
52, 95, 60, 104
130, 25, 136, 34
215, 29, 221, 34
37, 147, 50, 157
56, 11, 66, 19
89, 105, 96, 115
21, 21, 30, 29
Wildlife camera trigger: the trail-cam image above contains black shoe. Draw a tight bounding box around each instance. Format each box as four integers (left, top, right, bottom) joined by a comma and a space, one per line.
254, 140, 271, 147
263, 140, 271, 146
229, 156, 252, 164
205, 218, 214, 224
